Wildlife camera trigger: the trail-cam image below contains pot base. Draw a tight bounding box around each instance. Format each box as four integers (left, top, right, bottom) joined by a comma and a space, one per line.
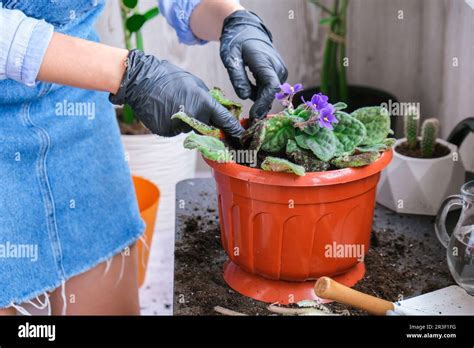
223, 260, 365, 304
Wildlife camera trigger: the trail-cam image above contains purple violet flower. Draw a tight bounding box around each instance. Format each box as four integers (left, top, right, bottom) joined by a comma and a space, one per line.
275, 83, 303, 101
318, 105, 338, 130
302, 93, 329, 112
299, 93, 338, 130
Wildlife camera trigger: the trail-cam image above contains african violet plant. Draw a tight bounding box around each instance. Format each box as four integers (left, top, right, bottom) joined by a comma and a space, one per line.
175, 83, 395, 176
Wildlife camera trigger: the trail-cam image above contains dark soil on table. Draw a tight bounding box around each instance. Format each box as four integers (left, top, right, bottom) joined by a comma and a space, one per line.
395, 140, 450, 159
174, 211, 453, 316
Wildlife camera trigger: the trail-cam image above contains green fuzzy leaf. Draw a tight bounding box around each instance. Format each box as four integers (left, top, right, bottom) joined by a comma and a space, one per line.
295, 133, 310, 150
209, 87, 242, 119
291, 105, 312, 121
183, 133, 232, 162
384, 138, 396, 147
302, 125, 320, 136
260, 116, 296, 153
351, 106, 393, 146
331, 152, 381, 169
294, 128, 338, 162
286, 140, 330, 172
333, 102, 348, 111
356, 138, 396, 153
332, 111, 367, 156
356, 144, 387, 153
171, 112, 220, 138
261, 156, 305, 176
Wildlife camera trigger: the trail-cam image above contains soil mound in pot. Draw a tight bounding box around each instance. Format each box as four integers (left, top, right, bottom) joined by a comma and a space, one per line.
395, 140, 450, 159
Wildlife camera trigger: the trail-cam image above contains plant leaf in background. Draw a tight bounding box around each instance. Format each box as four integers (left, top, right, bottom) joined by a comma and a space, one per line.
312, 0, 349, 103
319, 16, 338, 25
261, 156, 305, 176
209, 88, 243, 119
183, 133, 231, 162
122, 104, 135, 124
123, 0, 138, 9
120, 1, 160, 123
171, 112, 221, 138
126, 8, 159, 33
351, 106, 393, 146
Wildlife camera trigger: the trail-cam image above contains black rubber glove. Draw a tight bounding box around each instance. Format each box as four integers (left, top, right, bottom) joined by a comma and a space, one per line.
220, 10, 288, 122
109, 49, 244, 139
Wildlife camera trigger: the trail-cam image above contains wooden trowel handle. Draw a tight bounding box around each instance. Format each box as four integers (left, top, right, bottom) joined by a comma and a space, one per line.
315, 277, 394, 316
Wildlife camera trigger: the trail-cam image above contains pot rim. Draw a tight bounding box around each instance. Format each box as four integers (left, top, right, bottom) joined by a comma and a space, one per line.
393, 138, 456, 163
204, 149, 393, 187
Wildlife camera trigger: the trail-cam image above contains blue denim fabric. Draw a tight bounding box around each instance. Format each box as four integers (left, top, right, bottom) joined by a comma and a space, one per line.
0, 0, 145, 308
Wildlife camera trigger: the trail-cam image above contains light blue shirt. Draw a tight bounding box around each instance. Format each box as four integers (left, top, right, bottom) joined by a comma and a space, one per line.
157, 0, 206, 45
0, 6, 54, 87
0, 0, 239, 87
157, 0, 240, 45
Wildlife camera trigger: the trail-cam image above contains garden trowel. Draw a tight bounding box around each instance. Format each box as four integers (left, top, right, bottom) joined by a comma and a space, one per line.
314, 277, 474, 315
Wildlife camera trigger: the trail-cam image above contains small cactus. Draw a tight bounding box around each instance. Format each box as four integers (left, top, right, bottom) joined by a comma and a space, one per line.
420, 118, 439, 158
404, 107, 419, 149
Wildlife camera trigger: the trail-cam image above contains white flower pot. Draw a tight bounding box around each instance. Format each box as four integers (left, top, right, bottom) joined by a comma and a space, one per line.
122, 133, 196, 232
121, 133, 196, 305
376, 138, 465, 215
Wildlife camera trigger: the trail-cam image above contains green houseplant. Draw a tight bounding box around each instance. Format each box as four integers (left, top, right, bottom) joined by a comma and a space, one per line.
177, 83, 394, 176
175, 85, 394, 304
119, 0, 159, 132
297, 0, 398, 131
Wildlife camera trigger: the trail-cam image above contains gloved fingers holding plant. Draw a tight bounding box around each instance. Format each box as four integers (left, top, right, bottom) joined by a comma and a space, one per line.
109, 49, 244, 140
220, 10, 288, 122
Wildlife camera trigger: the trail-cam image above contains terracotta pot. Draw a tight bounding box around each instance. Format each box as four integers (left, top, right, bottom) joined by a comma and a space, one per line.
132, 176, 160, 288
204, 150, 393, 304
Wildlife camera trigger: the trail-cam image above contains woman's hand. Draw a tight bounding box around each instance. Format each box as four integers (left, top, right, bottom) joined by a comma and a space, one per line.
109, 49, 244, 139
189, 2, 288, 122
220, 10, 288, 122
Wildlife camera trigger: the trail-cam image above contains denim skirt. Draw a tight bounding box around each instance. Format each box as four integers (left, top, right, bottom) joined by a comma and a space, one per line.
0, 80, 145, 308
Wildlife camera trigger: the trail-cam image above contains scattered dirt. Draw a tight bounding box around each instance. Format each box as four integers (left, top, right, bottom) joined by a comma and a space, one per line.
395, 140, 450, 159
174, 212, 453, 316
174, 211, 269, 315
327, 229, 453, 315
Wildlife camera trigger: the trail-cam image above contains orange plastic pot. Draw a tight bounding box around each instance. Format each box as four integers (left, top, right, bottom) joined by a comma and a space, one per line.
204, 150, 393, 304
132, 176, 160, 288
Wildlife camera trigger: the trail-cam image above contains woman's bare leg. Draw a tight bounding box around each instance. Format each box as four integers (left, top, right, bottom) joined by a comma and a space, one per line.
49, 243, 140, 315
0, 307, 17, 315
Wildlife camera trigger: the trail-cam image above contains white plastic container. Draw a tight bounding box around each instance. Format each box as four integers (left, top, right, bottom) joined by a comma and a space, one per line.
377, 138, 465, 215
